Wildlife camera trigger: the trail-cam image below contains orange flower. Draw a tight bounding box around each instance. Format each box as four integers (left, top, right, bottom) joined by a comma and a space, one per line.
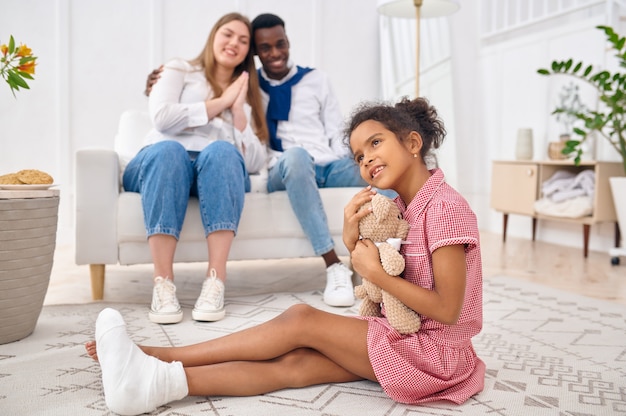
16, 44, 32, 57
1, 35, 37, 96
19, 61, 36, 75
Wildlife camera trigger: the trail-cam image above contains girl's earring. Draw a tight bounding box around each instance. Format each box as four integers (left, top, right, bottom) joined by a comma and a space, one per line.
413, 153, 418, 158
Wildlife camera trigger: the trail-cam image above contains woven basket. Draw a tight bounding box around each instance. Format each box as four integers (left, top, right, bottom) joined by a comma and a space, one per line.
0, 196, 59, 344
548, 141, 569, 160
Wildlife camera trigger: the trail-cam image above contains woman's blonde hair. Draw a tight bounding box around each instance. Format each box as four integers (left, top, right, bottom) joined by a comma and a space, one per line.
190, 12, 268, 143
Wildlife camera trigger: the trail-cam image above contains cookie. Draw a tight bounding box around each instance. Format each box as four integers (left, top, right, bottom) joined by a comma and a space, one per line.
16, 169, 54, 185
0, 173, 23, 184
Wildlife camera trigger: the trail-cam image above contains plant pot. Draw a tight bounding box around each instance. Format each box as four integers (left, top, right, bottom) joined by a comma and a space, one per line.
0, 192, 59, 344
548, 141, 569, 160
609, 177, 626, 264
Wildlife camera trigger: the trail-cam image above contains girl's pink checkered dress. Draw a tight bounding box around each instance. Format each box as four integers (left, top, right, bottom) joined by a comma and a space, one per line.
359, 169, 485, 404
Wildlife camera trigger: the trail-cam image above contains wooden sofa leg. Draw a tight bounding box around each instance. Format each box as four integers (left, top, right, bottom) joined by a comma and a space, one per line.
90, 264, 105, 300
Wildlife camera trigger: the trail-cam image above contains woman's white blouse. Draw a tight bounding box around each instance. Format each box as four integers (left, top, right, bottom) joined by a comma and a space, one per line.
145, 58, 266, 173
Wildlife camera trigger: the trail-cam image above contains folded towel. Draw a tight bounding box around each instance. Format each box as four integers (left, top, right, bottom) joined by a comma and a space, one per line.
542, 170, 576, 197
534, 195, 593, 218
551, 188, 587, 203
572, 170, 595, 199
541, 169, 595, 203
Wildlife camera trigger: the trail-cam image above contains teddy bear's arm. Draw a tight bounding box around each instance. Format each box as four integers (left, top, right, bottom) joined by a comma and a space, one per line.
382, 291, 422, 334
378, 243, 405, 276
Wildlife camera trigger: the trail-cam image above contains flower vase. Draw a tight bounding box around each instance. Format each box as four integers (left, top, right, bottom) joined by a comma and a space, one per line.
515, 128, 534, 160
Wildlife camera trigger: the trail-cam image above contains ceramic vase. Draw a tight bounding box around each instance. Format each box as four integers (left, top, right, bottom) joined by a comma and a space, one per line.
515, 128, 534, 160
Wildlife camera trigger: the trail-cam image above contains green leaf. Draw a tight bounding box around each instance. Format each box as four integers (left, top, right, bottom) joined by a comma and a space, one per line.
7, 71, 28, 89
564, 59, 572, 71
583, 65, 593, 76
19, 56, 36, 64
8, 35, 15, 54
537, 69, 549, 75
573, 62, 582, 73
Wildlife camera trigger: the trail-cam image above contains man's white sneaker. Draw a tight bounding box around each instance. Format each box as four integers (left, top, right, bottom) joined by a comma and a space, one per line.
323, 263, 355, 307
192, 269, 226, 322
149, 276, 183, 324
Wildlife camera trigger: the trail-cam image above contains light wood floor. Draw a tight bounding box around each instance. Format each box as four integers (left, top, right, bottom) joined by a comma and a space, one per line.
480, 231, 626, 305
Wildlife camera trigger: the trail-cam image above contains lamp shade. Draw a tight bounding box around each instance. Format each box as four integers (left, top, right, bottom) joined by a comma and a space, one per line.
377, 0, 459, 18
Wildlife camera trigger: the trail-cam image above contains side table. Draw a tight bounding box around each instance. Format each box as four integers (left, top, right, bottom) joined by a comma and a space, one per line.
490, 160, 623, 257
0, 188, 60, 344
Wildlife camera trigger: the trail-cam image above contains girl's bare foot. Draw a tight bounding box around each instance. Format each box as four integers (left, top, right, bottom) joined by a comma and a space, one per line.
85, 341, 99, 362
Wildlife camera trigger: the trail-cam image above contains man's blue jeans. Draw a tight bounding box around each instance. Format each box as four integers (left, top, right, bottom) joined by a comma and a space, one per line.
123, 140, 249, 239
267, 147, 367, 255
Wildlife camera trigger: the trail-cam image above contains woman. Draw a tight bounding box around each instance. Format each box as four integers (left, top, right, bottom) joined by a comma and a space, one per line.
123, 12, 268, 325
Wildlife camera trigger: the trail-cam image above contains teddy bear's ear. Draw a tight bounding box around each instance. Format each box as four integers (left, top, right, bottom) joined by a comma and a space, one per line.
371, 194, 391, 222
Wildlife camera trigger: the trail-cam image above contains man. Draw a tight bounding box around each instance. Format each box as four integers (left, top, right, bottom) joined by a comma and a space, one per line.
145, 13, 366, 307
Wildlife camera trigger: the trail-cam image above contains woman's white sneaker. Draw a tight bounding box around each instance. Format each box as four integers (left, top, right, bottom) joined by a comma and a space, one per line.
149, 277, 183, 324
192, 269, 226, 321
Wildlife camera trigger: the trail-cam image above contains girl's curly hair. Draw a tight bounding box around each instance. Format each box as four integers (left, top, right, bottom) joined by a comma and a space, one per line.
344, 97, 446, 162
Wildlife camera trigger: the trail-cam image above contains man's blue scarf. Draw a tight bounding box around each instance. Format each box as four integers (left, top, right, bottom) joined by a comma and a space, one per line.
258, 66, 313, 151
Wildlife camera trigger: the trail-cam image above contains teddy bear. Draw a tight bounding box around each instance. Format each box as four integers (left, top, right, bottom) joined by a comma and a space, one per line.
353, 193, 421, 334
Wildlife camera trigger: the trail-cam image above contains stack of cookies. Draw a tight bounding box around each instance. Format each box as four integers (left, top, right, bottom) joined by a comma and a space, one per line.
0, 169, 54, 185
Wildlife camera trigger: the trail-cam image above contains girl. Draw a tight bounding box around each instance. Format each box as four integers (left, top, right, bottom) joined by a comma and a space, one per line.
124, 12, 268, 325
86, 97, 485, 415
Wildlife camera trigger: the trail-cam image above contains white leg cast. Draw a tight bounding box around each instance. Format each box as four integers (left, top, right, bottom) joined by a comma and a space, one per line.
95, 308, 188, 415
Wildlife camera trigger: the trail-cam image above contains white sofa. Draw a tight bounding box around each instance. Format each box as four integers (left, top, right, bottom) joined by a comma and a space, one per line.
75, 110, 360, 300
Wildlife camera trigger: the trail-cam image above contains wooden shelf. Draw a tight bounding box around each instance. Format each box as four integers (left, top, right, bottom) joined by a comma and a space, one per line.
490, 160, 623, 257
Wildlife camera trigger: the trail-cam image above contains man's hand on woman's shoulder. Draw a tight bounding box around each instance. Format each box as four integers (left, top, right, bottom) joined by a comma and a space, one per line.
144, 65, 164, 97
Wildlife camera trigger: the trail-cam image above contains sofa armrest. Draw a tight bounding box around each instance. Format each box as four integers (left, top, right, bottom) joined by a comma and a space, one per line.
75, 149, 121, 265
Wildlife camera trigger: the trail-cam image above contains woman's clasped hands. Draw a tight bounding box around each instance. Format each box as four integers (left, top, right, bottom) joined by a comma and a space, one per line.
214, 71, 249, 132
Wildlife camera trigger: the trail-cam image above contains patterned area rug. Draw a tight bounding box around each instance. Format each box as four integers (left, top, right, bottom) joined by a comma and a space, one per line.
1, 276, 625, 416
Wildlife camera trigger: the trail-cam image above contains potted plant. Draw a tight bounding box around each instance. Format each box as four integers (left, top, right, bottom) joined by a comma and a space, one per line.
548, 82, 586, 159
556, 81, 588, 140
537, 25, 626, 264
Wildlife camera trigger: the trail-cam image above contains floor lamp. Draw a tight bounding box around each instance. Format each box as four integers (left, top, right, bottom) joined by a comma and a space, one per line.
377, 0, 459, 98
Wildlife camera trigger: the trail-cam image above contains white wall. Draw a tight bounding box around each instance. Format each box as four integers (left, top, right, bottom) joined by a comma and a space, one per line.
0, 0, 381, 245
448, 1, 625, 254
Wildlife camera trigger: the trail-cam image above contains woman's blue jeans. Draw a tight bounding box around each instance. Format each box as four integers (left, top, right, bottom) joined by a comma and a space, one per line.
267, 147, 367, 255
123, 140, 249, 240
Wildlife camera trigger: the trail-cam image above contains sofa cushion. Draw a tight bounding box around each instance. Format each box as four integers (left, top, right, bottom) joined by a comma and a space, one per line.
117, 187, 357, 244
107, 110, 360, 267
